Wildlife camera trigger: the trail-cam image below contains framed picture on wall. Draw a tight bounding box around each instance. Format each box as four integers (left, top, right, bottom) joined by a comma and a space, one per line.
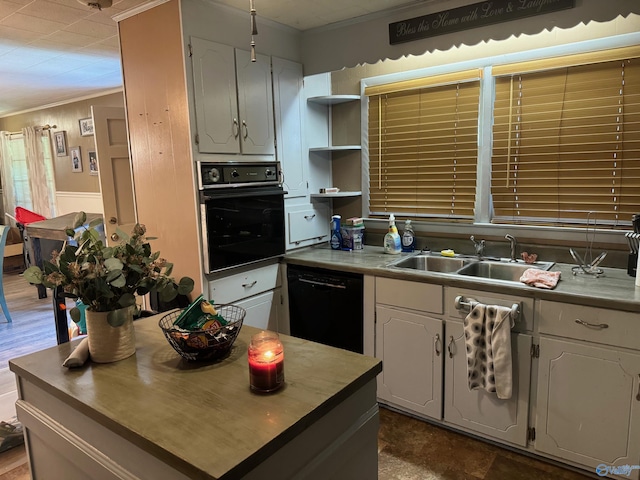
79, 117, 94, 137
70, 146, 82, 173
88, 151, 98, 176
54, 131, 67, 157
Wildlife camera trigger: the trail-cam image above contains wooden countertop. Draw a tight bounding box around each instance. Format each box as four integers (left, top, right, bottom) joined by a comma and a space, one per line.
9, 315, 381, 479
285, 245, 640, 313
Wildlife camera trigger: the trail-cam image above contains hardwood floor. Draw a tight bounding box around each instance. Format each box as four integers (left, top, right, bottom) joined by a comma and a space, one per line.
0, 270, 59, 480
0, 271, 594, 479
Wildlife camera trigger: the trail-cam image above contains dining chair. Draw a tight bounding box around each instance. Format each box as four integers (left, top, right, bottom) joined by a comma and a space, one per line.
0, 225, 13, 323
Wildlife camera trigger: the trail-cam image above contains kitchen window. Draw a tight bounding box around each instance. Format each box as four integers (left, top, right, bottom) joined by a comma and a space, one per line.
365, 70, 481, 222
363, 44, 640, 231
492, 46, 640, 228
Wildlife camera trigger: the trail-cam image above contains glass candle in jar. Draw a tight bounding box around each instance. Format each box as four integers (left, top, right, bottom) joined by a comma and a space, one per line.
248, 331, 285, 393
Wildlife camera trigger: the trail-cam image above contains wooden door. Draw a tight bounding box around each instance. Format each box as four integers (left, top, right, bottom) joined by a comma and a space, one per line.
535, 337, 640, 479
376, 305, 443, 419
444, 321, 532, 447
91, 105, 136, 245
190, 37, 239, 154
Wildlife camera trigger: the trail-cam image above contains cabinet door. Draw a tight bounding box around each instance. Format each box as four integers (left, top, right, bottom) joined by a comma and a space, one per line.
272, 57, 306, 199
235, 289, 278, 331
536, 337, 640, 479
444, 322, 532, 447
190, 37, 240, 154
376, 305, 443, 419
235, 49, 275, 155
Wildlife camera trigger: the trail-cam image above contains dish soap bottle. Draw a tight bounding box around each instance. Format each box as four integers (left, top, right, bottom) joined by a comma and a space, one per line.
330, 215, 343, 250
401, 219, 416, 253
383, 214, 401, 254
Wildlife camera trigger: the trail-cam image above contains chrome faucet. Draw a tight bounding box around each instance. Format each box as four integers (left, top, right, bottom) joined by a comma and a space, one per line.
470, 236, 485, 258
505, 234, 517, 262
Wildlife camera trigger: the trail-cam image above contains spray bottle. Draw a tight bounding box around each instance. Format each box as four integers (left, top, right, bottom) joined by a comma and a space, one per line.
383, 214, 401, 254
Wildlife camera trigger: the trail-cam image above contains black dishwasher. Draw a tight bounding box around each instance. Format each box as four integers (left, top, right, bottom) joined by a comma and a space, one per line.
287, 264, 363, 354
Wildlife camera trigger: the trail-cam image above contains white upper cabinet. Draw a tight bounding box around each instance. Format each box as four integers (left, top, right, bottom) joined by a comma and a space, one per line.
272, 57, 306, 199
190, 37, 275, 155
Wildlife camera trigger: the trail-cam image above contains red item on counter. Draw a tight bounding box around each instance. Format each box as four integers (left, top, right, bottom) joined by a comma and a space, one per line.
15, 206, 46, 225
520, 269, 561, 289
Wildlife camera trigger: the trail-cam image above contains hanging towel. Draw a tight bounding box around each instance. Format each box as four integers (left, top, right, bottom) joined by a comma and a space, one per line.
463, 302, 514, 400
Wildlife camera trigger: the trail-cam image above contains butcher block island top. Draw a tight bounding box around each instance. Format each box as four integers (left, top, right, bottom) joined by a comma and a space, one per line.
9, 313, 382, 480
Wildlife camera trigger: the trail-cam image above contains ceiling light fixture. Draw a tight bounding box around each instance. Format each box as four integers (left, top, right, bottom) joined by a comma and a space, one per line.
78, 0, 112, 10
250, 0, 257, 62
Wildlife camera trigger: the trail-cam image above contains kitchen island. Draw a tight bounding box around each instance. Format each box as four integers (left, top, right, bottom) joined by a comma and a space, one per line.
9, 314, 382, 479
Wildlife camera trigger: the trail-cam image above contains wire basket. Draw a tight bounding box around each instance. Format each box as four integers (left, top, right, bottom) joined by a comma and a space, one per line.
158, 304, 245, 361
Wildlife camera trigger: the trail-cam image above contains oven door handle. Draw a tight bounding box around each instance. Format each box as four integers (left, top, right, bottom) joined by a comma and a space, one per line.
200, 187, 284, 202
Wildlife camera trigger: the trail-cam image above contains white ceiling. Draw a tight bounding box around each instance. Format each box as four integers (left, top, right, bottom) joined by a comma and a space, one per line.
0, 0, 429, 117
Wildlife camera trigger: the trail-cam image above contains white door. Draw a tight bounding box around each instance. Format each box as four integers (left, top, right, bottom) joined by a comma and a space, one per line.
444, 322, 532, 447
376, 305, 443, 419
190, 37, 239, 154
536, 337, 640, 479
235, 49, 275, 155
272, 56, 306, 199
91, 105, 136, 245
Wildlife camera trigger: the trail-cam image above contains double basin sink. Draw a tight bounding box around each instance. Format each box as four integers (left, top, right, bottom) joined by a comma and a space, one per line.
387, 252, 555, 283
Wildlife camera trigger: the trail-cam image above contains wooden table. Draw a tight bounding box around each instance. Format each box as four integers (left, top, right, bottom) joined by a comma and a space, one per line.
24, 212, 103, 345
9, 318, 382, 479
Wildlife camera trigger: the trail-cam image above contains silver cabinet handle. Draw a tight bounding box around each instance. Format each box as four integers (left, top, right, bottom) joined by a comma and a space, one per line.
434, 334, 441, 357
575, 319, 609, 329
448, 336, 455, 358
232, 118, 239, 139
242, 280, 257, 288
242, 120, 248, 139
304, 214, 316, 220
636, 375, 640, 401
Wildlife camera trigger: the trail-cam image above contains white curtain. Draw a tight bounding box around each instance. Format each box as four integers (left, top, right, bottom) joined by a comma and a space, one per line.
0, 132, 17, 223
23, 126, 57, 219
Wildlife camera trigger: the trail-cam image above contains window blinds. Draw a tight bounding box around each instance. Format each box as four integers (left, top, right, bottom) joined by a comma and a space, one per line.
367, 77, 480, 220
492, 54, 640, 227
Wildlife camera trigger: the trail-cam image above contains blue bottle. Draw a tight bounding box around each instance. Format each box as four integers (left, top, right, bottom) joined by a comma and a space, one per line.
330, 215, 343, 250
401, 219, 416, 253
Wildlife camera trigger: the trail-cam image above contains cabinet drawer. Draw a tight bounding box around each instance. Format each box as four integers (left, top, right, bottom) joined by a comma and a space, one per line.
209, 263, 280, 303
288, 208, 328, 244
376, 278, 443, 314
538, 300, 640, 350
444, 287, 534, 333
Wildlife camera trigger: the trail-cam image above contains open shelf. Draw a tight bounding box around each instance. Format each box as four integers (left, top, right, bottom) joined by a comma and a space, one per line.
310, 191, 362, 199
309, 145, 361, 152
307, 95, 360, 105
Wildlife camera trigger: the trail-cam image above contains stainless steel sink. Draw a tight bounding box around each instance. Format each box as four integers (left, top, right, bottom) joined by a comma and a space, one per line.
388, 254, 477, 273
456, 260, 555, 282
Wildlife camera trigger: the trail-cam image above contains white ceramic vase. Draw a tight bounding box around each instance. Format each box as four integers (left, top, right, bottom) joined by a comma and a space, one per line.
85, 306, 136, 363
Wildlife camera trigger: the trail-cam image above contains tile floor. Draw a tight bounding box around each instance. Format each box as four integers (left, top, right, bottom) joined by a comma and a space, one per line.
377, 407, 596, 480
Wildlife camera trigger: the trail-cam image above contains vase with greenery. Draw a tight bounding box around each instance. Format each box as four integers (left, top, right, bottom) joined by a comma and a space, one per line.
24, 212, 195, 362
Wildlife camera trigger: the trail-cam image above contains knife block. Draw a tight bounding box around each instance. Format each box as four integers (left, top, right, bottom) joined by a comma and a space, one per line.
628, 253, 637, 277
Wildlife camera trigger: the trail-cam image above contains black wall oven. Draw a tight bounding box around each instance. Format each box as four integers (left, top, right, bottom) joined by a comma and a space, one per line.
199, 161, 285, 274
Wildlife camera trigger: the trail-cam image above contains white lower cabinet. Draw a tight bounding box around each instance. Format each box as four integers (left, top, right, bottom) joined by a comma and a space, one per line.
535, 300, 640, 479
376, 304, 443, 419
444, 321, 532, 447
375, 278, 533, 446
208, 262, 282, 333
235, 289, 280, 331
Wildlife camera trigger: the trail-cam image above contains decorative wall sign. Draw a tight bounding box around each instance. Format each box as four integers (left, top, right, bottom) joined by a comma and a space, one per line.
79, 117, 94, 136
389, 0, 575, 45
